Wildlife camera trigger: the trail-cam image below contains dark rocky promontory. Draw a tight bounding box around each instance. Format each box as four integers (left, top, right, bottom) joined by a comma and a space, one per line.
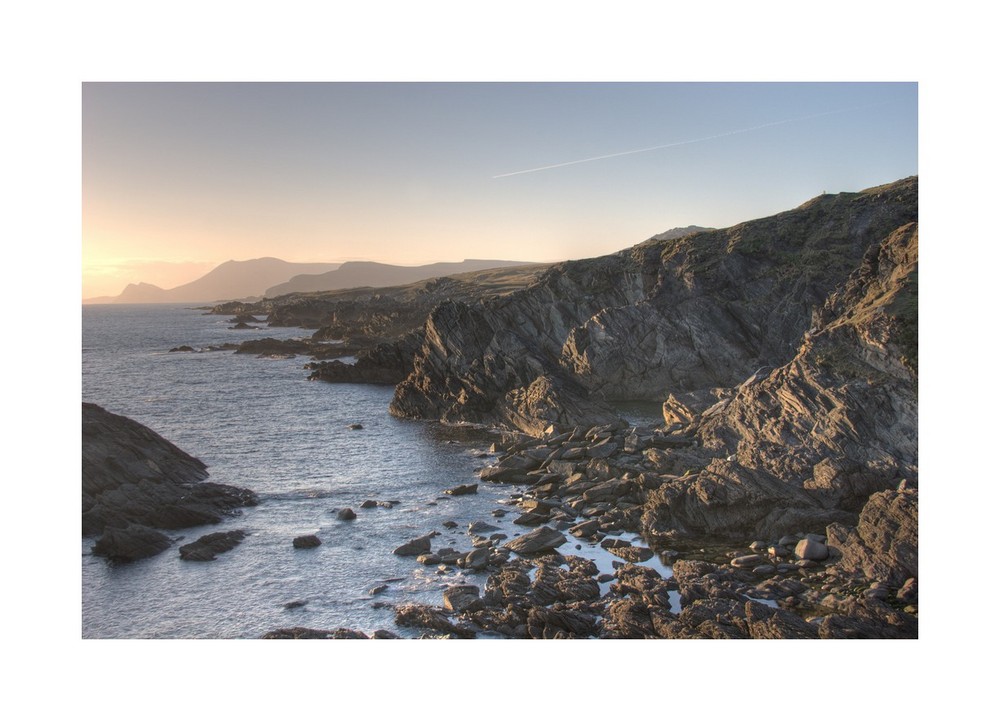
82, 403, 257, 561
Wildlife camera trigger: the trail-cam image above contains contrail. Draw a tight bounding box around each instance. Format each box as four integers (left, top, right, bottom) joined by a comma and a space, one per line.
492, 102, 889, 179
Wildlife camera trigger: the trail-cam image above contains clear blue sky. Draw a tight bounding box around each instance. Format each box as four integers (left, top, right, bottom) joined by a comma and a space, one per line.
83, 82, 916, 297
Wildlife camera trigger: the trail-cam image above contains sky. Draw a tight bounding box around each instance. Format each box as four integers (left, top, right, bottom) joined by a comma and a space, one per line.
82, 82, 917, 298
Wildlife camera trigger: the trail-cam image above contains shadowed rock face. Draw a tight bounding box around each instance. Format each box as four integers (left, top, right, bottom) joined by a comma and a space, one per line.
82, 403, 258, 559
390, 178, 918, 436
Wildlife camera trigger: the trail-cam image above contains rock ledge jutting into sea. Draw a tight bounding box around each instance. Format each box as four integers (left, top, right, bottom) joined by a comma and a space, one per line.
82, 402, 258, 561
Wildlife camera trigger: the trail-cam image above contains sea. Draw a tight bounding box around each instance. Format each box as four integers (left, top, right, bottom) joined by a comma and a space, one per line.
81, 303, 669, 639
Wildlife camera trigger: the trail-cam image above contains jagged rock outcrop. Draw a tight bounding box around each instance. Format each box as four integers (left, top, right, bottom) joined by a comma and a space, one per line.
308, 332, 424, 385
391, 179, 917, 436
641, 211, 917, 540
826, 486, 918, 586
82, 403, 258, 559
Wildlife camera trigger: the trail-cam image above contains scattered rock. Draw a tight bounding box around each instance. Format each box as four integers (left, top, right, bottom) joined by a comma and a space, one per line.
794, 538, 829, 561
444, 483, 478, 496
92, 523, 172, 562
504, 526, 566, 555
178, 530, 246, 561
335, 508, 357, 521
393, 532, 436, 556
468, 521, 500, 534
443, 584, 482, 612
293, 534, 321, 549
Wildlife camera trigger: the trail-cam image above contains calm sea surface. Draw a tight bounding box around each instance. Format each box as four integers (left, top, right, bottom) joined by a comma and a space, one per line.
81, 304, 668, 638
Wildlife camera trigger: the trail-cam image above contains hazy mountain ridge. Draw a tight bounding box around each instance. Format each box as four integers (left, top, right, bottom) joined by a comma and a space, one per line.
85, 257, 539, 305
85, 258, 343, 304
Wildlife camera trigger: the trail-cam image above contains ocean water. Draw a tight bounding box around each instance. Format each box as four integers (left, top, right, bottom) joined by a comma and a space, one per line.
81, 304, 671, 638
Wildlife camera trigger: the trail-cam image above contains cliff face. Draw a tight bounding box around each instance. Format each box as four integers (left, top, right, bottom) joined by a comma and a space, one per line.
390, 178, 918, 438
640, 217, 917, 540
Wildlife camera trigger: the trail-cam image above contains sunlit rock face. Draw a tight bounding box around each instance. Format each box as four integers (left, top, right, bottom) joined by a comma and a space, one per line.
391, 177, 917, 441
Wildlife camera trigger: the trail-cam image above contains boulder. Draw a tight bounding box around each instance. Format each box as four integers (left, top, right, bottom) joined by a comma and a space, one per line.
443, 584, 482, 612
504, 526, 566, 555
91, 523, 172, 562
444, 483, 478, 496
293, 534, 321, 549
335, 508, 357, 521
393, 532, 436, 556
794, 538, 829, 561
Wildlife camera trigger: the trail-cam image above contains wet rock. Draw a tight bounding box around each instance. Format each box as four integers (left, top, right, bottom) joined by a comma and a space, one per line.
347, 423, 363, 430
468, 521, 500, 534
393, 532, 436, 556
293, 534, 321, 549
504, 526, 567, 556
372, 630, 401, 639
444, 483, 478, 496
335, 508, 357, 521
443, 584, 482, 612
569, 519, 602, 538
368, 585, 388, 596
394, 604, 476, 639
731, 554, 762, 568
513, 512, 547, 527
442, 520, 458, 529
178, 529, 246, 561
458, 546, 492, 571
261, 627, 336, 639
283, 600, 307, 610
92, 523, 172, 562
603, 543, 654, 563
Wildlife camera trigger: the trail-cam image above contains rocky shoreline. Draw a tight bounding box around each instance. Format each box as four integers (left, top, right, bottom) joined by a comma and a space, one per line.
260, 421, 915, 639
96, 178, 917, 638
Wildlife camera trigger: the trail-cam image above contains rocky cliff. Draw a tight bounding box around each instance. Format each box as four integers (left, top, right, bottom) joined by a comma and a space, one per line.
390, 178, 917, 439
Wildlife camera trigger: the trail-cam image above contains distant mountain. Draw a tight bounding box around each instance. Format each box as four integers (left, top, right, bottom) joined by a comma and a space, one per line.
85, 258, 342, 304
265, 259, 534, 297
